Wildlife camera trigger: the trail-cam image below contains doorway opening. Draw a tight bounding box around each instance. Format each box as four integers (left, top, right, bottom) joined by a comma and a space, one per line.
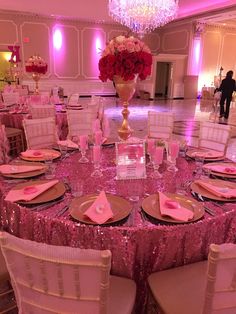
155, 62, 171, 99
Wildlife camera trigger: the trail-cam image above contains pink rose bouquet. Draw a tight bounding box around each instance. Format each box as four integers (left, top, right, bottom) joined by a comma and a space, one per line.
25, 55, 48, 75
98, 35, 152, 82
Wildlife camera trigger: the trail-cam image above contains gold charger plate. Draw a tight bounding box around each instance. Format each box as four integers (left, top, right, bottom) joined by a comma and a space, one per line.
1, 162, 47, 179
191, 178, 236, 202
102, 138, 117, 146
20, 149, 61, 162
203, 162, 236, 179
12, 180, 66, 205
142, 193, 204, 224
69, 193, 132, 225
186, 149, 224, 161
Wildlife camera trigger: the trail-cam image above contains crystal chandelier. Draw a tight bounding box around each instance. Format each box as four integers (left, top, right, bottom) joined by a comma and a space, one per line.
108, 0, 179, 36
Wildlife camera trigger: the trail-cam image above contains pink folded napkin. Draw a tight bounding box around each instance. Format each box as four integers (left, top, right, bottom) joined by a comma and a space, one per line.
195, 180, 236, 199
192, 150, 224, 159
83, 191, 114, 224
57, 140, 78, 149
21, 150, 58, 158
5, 179, 59, 202
158, 192, 194, 221
0, 164, 45, 174
204, 164, 236, 174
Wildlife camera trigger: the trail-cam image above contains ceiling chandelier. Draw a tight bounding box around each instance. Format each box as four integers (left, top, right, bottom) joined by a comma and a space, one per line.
108, 0, 179, 37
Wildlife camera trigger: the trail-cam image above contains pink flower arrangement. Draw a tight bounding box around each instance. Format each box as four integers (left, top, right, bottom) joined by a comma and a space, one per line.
25, 55, 48, 74
98, 35, 152, 82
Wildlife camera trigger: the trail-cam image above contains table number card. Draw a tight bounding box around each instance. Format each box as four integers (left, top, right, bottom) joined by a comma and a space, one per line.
115, 142, 146, 180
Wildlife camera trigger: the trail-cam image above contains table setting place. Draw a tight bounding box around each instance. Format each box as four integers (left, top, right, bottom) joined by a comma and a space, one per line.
1, 138, 236, 226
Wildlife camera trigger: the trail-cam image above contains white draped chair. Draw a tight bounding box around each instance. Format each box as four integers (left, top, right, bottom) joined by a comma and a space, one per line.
0, 231, 136, 314
67, 109, 98, 139
199, 121, 231, 155
23, 117, 58, 149
147, 111, 174, 140
29, 104, 56, 119
148, 242, 236, 314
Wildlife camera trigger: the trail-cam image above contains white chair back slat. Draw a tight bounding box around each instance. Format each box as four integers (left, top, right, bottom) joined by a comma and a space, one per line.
199, 122, 231, 154
23, 117, 58, 149
2, 92, 20, 106
30, 104, 56, 119
67, 109, 97, 138
203, 243, 236, 314
148, 111, 174, 140
0, 231, 112, 314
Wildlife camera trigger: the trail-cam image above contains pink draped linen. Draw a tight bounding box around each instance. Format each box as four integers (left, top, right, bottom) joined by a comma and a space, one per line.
1, 149, 236, 314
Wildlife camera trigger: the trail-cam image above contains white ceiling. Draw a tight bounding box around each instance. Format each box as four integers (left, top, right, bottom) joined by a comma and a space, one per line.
0, 0, 235, 26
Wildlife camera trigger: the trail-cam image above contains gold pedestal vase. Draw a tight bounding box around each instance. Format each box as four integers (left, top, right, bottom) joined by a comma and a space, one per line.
32, 72, 41, 95
113, 75, 137, 141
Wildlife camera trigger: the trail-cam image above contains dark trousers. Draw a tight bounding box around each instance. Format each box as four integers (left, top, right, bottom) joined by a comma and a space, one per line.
220, 93, 232, 119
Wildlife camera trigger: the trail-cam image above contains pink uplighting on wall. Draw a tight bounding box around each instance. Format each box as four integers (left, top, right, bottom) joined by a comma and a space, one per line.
92, 35, 103, 77
53, 29, 62, 50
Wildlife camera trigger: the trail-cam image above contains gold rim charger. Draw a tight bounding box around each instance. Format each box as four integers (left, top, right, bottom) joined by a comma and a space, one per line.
102, 138, 117, 146
203, 162, 236, 179
191, 179, 236, 202
2, 162, 47, 179
20, 149, 61, 161
12, 180, 66, 205
186, 149, 224, 161
142, 193, 204, 224
69, 193, 132, 225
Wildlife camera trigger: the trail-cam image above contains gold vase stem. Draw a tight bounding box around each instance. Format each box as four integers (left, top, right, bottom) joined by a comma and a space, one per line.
113, 76, 137, 141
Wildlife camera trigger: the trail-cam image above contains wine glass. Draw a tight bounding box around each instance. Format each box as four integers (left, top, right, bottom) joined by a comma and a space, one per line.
150, 146, 164, 179
167, 141, 179, 172
79, 135, 89, 163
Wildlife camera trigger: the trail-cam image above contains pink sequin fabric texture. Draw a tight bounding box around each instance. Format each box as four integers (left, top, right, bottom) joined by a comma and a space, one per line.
1, 148, 236, 314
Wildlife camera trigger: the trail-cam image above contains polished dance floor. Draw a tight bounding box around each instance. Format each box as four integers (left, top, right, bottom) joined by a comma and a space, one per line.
102, 97, 236, 160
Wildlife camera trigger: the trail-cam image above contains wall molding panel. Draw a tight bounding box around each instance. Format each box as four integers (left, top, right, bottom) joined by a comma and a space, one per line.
0, 20, 18, 45
20, 21, 51, 79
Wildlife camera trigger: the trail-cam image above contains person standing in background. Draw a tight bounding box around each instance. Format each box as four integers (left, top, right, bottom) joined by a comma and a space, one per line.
219, 70, 236, 123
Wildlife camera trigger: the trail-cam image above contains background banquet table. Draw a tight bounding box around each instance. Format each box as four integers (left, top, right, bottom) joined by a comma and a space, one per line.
1, 147, 236, 313
0, 111, 68, 140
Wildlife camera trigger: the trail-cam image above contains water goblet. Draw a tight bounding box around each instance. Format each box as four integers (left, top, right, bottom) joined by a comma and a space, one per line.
150, 146, 164, 179
44, 155, 56, 179
167, 141, 179, 172
59, 144, 68, 160
91, 145, 103, 177
79, 135, 89, 163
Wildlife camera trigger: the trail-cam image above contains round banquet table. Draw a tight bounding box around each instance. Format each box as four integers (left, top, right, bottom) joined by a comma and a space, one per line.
1, 148, 236, 314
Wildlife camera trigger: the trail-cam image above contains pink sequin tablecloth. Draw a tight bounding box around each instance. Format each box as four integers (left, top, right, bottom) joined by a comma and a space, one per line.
1, 148, 236, 313
0, 112, 68, 140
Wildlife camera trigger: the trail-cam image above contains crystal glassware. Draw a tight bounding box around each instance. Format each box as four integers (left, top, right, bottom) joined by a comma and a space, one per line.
79, 135, 89, 163
91, 145, 103, 177
167, 141, 179, 172
150, 146, 164, 179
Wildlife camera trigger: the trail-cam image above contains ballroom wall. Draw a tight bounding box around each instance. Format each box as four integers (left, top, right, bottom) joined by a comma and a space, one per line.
0, 10, 235, 99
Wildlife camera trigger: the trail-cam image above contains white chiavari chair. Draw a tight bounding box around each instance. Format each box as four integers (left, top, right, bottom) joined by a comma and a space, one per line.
68, 93, 80, 106
199, 121, 231, 155
23, 117, 58, 149
29, 104, 56, 119
2, 92, 20, 107
147, 111, 174, 140
67, 109, 98, 139
0, 246, 17, 313
0, 231, 136, 314
148, 243, 236, 314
